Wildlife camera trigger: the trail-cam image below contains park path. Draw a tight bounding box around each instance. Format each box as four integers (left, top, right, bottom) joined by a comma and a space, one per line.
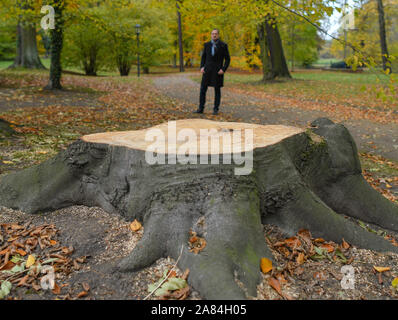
153, 72, 398, 162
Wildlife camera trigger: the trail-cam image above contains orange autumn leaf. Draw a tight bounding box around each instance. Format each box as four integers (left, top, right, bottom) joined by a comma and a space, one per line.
260, 257, 273, 274
341, 239, 350, 250
167, 270, 177, 278
268, 277, 282, 296
0, 248, 10, 255
296, 252, 305, 265
189, 236, 198, 244
0, 261, 15, 271
77, 291, 88, 298
373, 266, 391, 273
284, 237, 301, 249
130, 219, 142, 232
52, 282, 61, 295
320, 243, 335, 253
15, 249, 27, 256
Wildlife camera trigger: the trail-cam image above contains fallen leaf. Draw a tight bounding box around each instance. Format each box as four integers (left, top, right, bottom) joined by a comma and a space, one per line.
0, 248, 10, 255
76, 291, 88, 298
260, 257, 273, 274
82, 282, 90, 292
26, 255, 35, 268
373, 266, 390, 273
52, 282, 61, 295
392, 277, 398, 288
130, 219, 142, 232
268, 277, 282, 296
189, 236, 198, 243
320, 243, 335, 253
15, 249, 27, 256
296, 252, 305, 265
341, 239, 350, 250
284, 237, 301, 249
0, 261, 15, 271
167, 270, 177, 278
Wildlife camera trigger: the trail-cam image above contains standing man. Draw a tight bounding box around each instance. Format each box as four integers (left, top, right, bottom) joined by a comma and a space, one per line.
194, 29, 230, 115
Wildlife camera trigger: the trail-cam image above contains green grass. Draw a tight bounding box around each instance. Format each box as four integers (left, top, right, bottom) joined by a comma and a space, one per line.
0, 58, 187, 77
0, 60, 14, 69
221, 70, 392, 85
188, 68, 397, 110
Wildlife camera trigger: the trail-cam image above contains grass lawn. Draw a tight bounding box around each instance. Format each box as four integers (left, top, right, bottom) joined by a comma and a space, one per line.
193, 69, 398, 111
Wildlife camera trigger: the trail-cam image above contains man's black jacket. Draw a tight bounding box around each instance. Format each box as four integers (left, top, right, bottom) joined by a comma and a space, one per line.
200, 40, 230, 87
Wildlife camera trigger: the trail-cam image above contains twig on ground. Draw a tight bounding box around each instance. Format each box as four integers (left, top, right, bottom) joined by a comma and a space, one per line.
143, 245, 184, 300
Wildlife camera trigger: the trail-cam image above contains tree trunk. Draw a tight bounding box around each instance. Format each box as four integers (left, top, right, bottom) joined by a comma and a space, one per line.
176, 0, 184, 72
45, 0, 64, 90
257, 22, 273, 81
264, 15, 291, 79
376, 0, 392, 73
9, 22, 45, 69
1, 118, 397, 299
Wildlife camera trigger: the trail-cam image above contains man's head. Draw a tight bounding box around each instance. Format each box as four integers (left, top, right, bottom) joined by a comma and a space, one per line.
211, 29, 220, 41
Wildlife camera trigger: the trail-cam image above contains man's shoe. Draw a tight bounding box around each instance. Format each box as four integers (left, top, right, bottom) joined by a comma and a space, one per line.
212, 110, 219, 115
193, 109, 204, 114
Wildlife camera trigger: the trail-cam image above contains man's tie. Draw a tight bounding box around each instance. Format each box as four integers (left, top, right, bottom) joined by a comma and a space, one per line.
212, 42, 216, 56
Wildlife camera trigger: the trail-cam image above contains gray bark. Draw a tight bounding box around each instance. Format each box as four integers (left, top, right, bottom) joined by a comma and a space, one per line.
9, 22, 45, 69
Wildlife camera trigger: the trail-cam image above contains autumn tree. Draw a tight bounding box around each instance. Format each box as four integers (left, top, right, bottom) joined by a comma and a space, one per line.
62, 14, 109, 76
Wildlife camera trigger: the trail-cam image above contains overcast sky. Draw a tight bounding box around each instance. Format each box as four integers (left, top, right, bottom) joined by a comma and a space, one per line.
321, 0, 358, 40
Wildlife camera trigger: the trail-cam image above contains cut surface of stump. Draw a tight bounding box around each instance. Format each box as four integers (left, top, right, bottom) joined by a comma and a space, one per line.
1, 118, 398, 300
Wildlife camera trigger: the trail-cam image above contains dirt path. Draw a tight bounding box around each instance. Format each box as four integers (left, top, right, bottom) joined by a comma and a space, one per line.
152, 73, 398, 162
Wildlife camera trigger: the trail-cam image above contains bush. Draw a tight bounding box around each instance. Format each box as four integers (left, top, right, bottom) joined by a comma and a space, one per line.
62, 15, 110, 76
0, 24, 16, 61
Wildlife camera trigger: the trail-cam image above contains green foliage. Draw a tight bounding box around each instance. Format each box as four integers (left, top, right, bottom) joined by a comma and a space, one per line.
61, 1, 172, 76
281, 20, 321, 68
100, 1, 172, 75
147, 269, 187, 297
0, 22, 16, 61
62, 12, 110, 76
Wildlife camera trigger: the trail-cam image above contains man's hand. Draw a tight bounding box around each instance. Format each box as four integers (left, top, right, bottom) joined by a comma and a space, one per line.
218, 69, 224, 75
200, 67, 205, 73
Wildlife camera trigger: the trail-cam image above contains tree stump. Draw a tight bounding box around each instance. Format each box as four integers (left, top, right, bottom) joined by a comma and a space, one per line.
1, 118, 398, 299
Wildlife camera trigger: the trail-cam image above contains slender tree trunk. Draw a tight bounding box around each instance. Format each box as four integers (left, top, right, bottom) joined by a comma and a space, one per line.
376, 0, 392, 73
176, 0, 184, 72
9, 22, 45, 69
45, 0, 64, 90
291, 22, 295, 72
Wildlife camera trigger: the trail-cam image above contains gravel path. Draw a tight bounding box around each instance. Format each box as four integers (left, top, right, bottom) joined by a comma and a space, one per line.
153, 73, 398, 162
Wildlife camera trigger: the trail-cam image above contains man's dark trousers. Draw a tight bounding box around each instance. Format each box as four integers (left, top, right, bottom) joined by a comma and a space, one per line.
199, 83, 221, 112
